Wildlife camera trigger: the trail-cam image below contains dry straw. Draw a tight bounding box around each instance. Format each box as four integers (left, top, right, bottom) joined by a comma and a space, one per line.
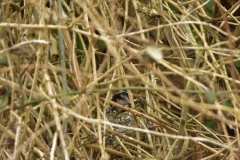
0, 0, 240, 159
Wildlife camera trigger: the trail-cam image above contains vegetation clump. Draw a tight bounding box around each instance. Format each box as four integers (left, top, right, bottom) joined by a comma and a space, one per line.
0, 0, 240, 159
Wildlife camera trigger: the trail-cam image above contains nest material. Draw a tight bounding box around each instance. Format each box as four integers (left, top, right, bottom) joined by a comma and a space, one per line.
0, 0, 240, 160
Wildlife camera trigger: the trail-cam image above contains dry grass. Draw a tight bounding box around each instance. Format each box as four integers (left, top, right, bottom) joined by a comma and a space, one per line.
0, 0, 240, 159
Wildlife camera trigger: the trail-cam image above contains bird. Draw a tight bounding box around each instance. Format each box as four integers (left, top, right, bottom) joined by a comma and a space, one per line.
110, 91, 131, 113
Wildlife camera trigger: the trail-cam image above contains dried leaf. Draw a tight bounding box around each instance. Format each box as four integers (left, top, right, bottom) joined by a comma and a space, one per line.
145, 45, 163, 63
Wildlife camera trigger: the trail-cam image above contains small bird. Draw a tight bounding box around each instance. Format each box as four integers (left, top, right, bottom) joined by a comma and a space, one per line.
8, 45, 35, 59
110, 91, 131, 113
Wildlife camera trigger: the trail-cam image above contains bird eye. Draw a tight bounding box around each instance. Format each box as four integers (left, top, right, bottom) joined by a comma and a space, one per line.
110, 91, 131, 113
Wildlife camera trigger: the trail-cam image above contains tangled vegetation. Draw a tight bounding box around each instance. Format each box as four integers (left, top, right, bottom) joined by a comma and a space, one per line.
0, 0, 240, 159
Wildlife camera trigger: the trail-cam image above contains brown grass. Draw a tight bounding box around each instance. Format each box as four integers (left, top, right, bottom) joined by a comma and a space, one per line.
0, 0, 240, 159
